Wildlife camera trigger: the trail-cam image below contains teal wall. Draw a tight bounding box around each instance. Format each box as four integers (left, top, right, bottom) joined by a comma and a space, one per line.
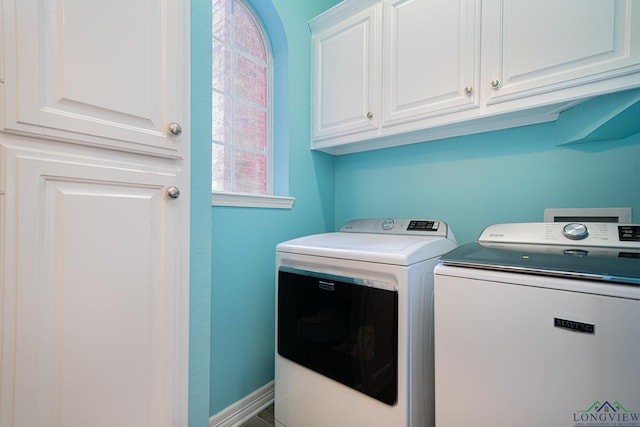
335, 91, 640, 245
190, 0, 213, 426
207, 0, 341, 416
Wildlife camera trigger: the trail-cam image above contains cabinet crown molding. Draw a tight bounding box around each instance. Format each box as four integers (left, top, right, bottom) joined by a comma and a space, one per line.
309, 0, 380, 31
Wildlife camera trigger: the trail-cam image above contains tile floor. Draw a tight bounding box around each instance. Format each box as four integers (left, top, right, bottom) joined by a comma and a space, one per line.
240, 403, 274, 427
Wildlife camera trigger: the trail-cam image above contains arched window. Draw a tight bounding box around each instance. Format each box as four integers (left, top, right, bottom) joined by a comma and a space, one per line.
212, 0, 272, 195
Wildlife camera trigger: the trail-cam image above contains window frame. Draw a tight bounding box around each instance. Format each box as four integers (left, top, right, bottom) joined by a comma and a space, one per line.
211, 0, 293, 209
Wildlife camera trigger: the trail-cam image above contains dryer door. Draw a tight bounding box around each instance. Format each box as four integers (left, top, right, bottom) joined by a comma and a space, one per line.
277, 267, 398, 405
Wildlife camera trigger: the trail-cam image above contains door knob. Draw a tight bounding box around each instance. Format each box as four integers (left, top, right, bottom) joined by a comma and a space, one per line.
168, 122, 182, 136
167, 186, 181, 199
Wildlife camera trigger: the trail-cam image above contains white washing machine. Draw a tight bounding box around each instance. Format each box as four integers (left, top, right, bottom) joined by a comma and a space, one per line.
275, 218, 457, 427
434, 222, 640, 427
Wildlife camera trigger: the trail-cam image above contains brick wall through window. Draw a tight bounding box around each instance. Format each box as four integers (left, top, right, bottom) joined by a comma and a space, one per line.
212, 0, 271, 194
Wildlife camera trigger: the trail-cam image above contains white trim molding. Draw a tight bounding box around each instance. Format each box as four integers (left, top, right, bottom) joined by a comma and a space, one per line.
209, 381, 275, 427
212, 192, 295, 209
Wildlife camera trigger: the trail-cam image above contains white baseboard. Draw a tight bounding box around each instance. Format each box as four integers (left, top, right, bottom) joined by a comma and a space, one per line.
209, 381, 274, 427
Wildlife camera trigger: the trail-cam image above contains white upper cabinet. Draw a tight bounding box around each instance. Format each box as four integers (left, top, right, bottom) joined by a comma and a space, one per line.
311, 2, 382, 140
483, 0, 640, 106
382, 0, 480, 126
1, 0, 186, 158
310, 0, 640, 155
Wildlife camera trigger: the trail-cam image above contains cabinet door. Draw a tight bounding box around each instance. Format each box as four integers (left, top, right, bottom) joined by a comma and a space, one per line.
483, 0, 640, 105
382, 0, 480, 126
1, 0, 187, 158
0, 145, 188, 427
311, 3, 382, 140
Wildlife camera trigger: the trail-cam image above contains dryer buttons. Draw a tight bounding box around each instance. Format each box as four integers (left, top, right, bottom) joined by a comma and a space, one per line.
408, 220, 439, 231
562, 223, 589, 240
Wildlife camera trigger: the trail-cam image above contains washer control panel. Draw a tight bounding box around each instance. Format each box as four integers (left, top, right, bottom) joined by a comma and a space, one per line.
479, 222, 640, 248
620, 225, 640, 242
562, 223, 589, 240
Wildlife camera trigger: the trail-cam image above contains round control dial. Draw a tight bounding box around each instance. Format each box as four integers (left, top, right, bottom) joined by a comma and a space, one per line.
562, 223, 589, 240
381, 219, 395, 231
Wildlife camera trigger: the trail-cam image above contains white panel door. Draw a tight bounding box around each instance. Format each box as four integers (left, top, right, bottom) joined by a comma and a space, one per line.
0, 146, 188, 427
483, 0, 640, 105
1, 0, 186, 158
382, 0, 480, 126
311, 3, 382, 140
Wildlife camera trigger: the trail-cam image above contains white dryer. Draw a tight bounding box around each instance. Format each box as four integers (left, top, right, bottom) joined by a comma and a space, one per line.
275, 219, 457, 427
434, 222, 640, 427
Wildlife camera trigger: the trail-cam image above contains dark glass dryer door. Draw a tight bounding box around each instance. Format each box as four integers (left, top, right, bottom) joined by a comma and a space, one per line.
277, 267, 398, 405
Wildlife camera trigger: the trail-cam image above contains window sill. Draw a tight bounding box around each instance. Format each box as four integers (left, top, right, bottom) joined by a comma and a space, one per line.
211, 191, 295, 209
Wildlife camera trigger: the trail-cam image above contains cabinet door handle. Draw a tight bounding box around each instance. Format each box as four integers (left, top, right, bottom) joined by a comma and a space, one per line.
464, 85, 473, 95
366, 111, 373, 119
166, 186, 181, 199
168, 122, 182, 136
490, 79, 500, 89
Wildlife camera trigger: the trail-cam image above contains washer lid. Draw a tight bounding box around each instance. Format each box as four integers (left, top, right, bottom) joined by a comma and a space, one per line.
440, 241, 640, 285
277, 231, 458, 266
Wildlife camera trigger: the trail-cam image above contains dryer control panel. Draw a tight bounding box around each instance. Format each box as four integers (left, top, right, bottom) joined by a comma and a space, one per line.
340, 218, 449, 237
